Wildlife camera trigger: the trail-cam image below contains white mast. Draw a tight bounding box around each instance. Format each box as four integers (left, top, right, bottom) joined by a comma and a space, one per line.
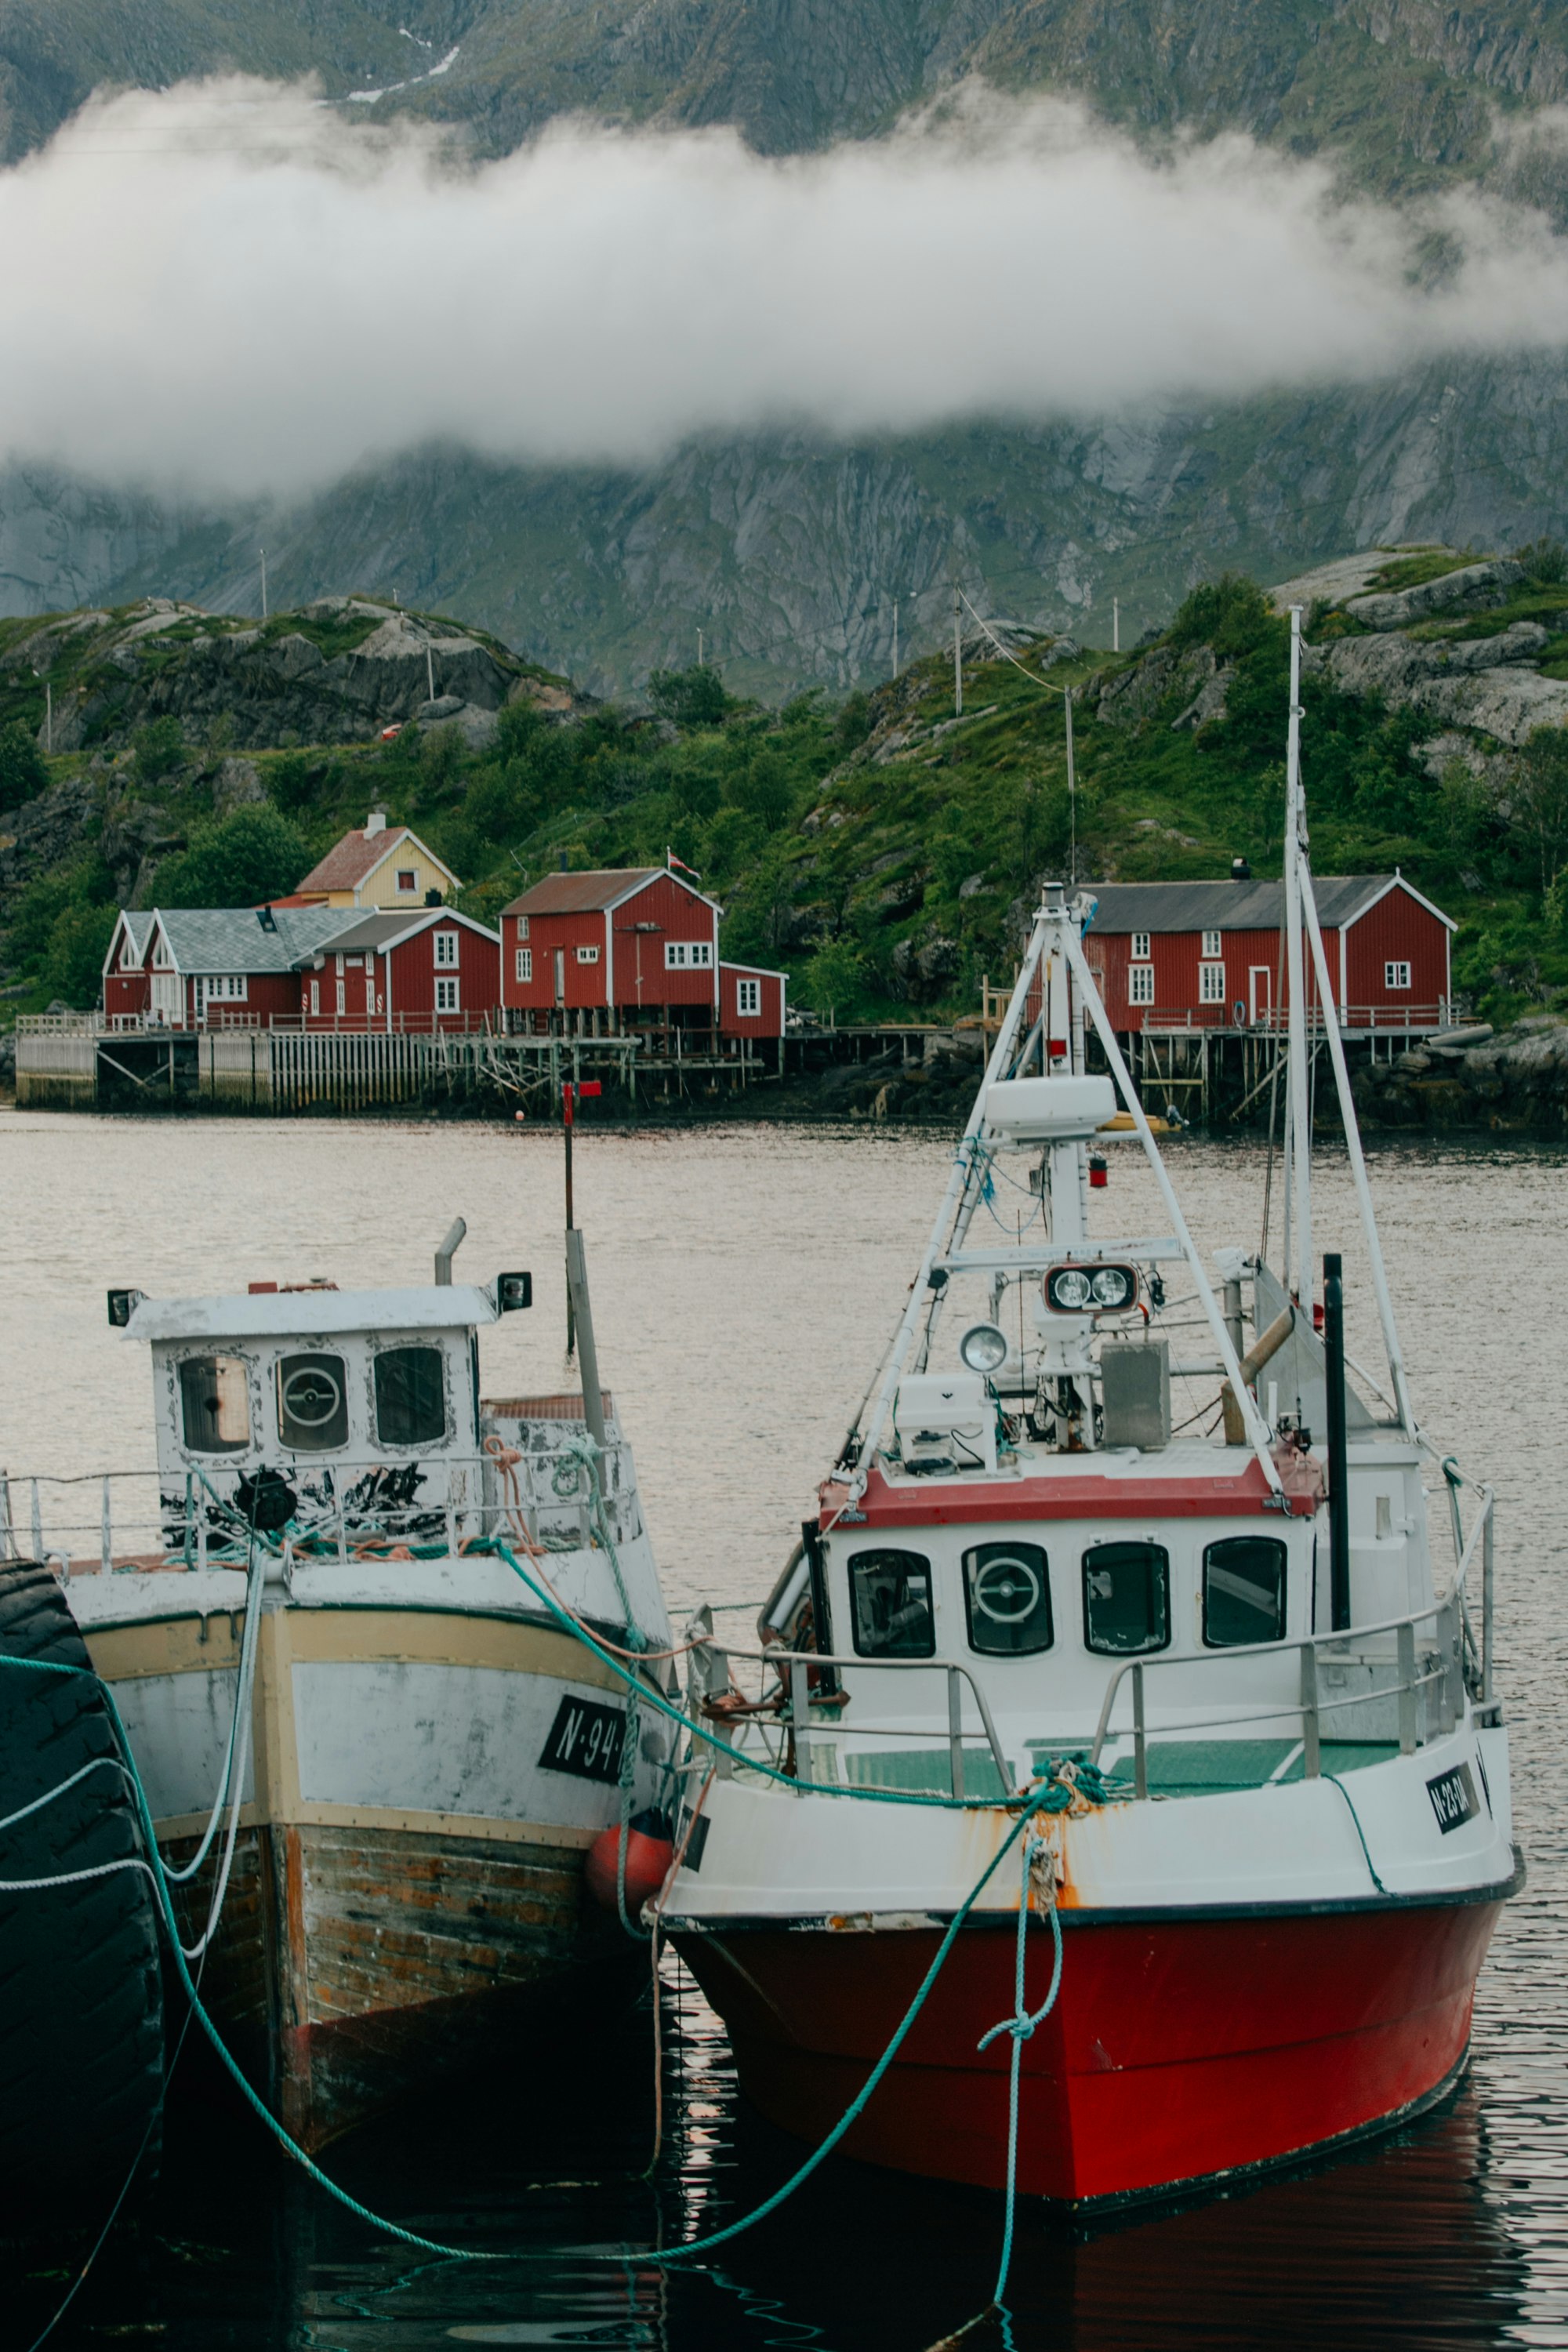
1283, 604, 1312, 1306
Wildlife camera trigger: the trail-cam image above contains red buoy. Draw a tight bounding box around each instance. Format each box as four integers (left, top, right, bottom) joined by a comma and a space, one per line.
585, 1811, 675, 1917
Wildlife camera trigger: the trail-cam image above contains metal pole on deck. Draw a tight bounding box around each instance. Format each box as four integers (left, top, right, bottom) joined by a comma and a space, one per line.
564, 1229, 608, 1456
1283, 605, 1312, 1306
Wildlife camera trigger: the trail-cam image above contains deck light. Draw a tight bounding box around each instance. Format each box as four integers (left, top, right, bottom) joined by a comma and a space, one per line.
1046, 1263, 1138, 1314
497, 1272, 533, 1312
106, 1288, 145, 1327
959, 1323, 1008, 1375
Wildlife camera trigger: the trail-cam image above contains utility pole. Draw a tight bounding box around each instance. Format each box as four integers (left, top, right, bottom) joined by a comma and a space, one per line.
45, 681, 51, 755
697, 628, 704, 668
1065, 686, 1076, 887
426, 642, 436, 704
952, 583, 963, 717
1112, 596, 1120, 654
891, 597, 899, 681
260, 547, 268, 620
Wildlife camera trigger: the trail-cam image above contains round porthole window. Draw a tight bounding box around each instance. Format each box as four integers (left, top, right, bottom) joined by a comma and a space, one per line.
973, 1553, 1041, 1623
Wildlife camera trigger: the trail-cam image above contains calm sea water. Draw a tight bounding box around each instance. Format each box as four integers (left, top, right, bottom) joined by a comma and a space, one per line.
4, 1110, 1565, 2352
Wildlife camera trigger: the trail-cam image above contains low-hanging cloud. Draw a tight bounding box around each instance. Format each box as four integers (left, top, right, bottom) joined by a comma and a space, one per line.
6, 75, 1568, 498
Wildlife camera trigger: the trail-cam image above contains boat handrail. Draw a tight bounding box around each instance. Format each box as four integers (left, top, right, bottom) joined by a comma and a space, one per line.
724, 1643, 1013, 1799
1087, 1485, 1494, 1789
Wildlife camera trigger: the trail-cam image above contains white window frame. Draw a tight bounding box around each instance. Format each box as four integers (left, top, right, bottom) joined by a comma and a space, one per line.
1201, 929, 1222, 959
336, 979, 347, 1016
735, 977, 761, 1018
1199, 962, 1226, 1004
364, 973, 376, 1014
204, 975, 249, 1002
1131, 931, 1151, 960
515, 946, 532, 984
310, 978, 321, 1016
1129, 966, 1155, 1007
664, 940, 714, 971
517, 916, 530, 942
575, 944, 601, 965
434, 931, 459, 968
120, 935, 141, 972
396, 868, 418, 895
434, 975, 461, 1013
1385, 960, 1411, 991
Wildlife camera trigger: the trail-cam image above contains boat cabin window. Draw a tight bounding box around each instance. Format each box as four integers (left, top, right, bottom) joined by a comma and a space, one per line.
374, 1345, 447, 1446
1203, 1537, 1287, 1647
178, 1355, 252, 1454
277, 1353, 349, 1452
849, 1549, 935, 1659
1083, 1542, 1170, 1655
964, 1542, 1053, 1657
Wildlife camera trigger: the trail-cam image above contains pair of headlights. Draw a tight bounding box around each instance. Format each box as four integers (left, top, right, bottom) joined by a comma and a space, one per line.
957, 1261, 1141, 1372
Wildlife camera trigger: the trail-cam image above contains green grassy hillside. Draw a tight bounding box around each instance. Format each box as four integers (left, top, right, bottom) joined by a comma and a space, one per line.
3, 560, 1565, 1032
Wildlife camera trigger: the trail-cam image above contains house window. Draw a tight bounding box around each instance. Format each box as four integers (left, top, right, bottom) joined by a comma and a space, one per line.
1131, 932, 1151, 960
396, 869, 418, 894
120, 936, 140, 972
576, 945, 601, 965
1129, 966, 1155, 1007
1385, 960, 1411, 990
1200, 962, 1226, 1003
309, 979, 320, 1016
1203, 1537, 1287, 1648
374, 1346, 447, 1447
735, 977, 761, 1018
434, 931, 459, 968
665, 940, 714, 970
365, 975, 376, 1014
515, 947, 533, 984
335, 980, 346, 1016
205, 975, 248, 1002
848, 1549, 935, 1659
1201, 929, 1222, 958
517, 916, 530, 942
1083, 1541, 1171, 1656
435, 976, 460, 1012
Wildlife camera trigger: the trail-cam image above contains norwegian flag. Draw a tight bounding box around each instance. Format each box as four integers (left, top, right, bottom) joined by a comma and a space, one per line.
666, 847, 703, 881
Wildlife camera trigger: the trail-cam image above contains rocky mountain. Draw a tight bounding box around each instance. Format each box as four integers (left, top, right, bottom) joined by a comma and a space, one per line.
8, 3, 1568, 693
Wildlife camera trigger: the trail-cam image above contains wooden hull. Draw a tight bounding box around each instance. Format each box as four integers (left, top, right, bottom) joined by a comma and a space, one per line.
168, 1819, 631, 2149
75, 1573, 667, 2150
676, 1893, 1506, 2207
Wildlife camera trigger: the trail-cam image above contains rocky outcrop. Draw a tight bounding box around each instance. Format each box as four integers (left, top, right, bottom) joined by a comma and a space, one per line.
1342, 558, 1526, 631
1306, 620, 1568, 746
8, 597, 569, 758
1353, 1016, 1568, 1127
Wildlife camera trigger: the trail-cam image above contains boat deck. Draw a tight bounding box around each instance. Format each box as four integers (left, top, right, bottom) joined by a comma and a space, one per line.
834, 1737, 1399, 1802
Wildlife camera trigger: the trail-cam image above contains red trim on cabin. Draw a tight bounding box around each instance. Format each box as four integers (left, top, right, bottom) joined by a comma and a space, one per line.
822, 1458, 1309, 1529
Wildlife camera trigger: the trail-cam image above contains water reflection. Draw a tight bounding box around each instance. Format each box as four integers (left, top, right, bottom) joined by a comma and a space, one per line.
3, 1114, 1566, 2350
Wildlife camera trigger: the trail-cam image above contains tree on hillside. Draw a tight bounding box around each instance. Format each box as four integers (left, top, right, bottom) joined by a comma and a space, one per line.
44, 902, 120, 1007
648, 665, 731, 728
0, 720, 47, 811
1509, 727, 1568, 895
133, 715, 187, 783
150, 808, 310, 908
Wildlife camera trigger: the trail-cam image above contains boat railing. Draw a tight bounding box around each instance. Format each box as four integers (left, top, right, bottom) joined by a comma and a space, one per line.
1087, 1485, 1495, 1795
718, 1644, 1012, 1800
0, 1441, 631, 1574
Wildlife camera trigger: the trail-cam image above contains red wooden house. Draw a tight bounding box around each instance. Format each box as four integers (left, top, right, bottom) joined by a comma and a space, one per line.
1083, 873, 1455, 1036
500, 866, 786, 1055
291, 907, 501, 1033
102, 906, 362, 1029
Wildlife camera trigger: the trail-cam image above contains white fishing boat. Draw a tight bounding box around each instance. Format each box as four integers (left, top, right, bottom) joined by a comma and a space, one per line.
2, 1221, 673, 2150
662, 610, 1520, 2207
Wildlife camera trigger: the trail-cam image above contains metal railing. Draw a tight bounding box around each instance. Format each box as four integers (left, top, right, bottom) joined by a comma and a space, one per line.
1087, 1486, 1494, 1795
719, 1643, 1011, 1799
1139, 1003, 1447, 1036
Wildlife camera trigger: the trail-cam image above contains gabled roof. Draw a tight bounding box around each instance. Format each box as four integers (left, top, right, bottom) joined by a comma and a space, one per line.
292, 822, 459, 898
290, 907, 499, 964
502, 866, 720, 918
147, 906, 361, 975
102, 909, 156, 976
1083, 876, 1453, 935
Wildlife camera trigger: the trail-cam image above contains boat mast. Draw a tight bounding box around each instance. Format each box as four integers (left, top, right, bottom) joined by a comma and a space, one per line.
1283, 604, 1313, 1308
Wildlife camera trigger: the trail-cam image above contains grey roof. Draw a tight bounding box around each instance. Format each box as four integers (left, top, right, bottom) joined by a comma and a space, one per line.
292, 908, 499, 964
150, 906, 361, 975
1082, 876, 1438, 935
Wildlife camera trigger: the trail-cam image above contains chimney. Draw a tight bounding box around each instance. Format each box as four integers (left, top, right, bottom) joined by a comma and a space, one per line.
1230, 856, 1252, 882
366, 810, 387, 837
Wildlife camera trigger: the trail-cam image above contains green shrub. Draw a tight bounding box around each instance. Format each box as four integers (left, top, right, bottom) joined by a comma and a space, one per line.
133, 715, 187, 783
150, 807, 310, 908
1515, 537, 1568, 586
648, 666, 731, 728
44, 901, 119, 1007
0, 720, 47, 811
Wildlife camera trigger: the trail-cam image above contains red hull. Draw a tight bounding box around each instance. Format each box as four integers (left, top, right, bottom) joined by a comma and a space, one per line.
676, 1899, 1504, 2204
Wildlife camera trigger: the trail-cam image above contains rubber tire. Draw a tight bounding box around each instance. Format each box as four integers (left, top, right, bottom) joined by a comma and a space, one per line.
0, 1561, 165, 2208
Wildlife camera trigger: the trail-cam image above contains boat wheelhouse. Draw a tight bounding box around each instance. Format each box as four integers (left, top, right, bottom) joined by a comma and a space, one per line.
662, 612, 1519, 2208
18, 1225, 673, 2151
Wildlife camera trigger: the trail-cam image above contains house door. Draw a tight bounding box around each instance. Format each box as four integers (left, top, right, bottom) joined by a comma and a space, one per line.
151, 973, 183, 1028
554, 949, 566, 1007
1249, 967, 1272, 1027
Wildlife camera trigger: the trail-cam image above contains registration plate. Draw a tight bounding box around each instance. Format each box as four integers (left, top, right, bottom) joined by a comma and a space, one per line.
1426, 1761, 1480, 1835
539, 1695, 626, 1784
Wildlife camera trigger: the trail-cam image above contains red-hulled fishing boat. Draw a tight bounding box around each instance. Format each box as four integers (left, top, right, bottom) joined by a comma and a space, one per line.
662, 609, 1519, 2206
